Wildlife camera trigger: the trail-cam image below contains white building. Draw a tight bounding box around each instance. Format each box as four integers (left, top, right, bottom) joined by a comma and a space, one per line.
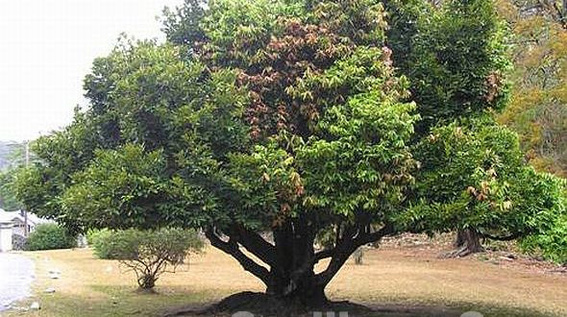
0, 209, 51, 252
0, 219, 12, 252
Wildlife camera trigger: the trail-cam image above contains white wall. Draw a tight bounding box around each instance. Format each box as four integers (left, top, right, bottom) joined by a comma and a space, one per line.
0, 221, 13, 252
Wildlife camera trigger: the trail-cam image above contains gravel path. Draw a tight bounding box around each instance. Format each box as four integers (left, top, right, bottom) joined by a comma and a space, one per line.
0, 253, 34, 311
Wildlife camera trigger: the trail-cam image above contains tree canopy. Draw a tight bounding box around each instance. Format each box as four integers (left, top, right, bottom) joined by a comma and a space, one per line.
15, 0, 565, 310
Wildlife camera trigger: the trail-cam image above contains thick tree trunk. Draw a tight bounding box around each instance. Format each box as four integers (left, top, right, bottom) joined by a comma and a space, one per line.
267, 219, 330, 307
446, 229, 484, 258
267, 274, 328, 307
205, 219, 396, 312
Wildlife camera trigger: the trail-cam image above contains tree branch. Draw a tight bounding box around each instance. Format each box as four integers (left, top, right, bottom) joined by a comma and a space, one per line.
205, 227, 272, 286
316, 222, 395, 286
354, 222, 395, 246
313, 248, 335, 263
229, 224, 277, 267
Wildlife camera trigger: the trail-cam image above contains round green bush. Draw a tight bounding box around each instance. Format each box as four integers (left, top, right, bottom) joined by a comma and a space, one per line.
90, 227, 204, 289
25, 223, 76, 251
87, 228, 115, 259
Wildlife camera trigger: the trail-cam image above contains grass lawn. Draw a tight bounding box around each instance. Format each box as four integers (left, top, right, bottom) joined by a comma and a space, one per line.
4, 239, 567, 317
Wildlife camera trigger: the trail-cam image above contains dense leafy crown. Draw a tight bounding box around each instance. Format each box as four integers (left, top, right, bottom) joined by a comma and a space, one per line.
18, 0, 422, 234
400, 116, 564, 237
15, 0, 563, 258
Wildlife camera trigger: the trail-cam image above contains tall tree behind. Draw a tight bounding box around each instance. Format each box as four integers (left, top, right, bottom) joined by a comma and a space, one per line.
497, 0, 567, 176
0, 142, 26, 210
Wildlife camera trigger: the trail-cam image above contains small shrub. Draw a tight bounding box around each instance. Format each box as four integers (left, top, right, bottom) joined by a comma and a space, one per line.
88, 228, 115, 259
25, 223, 76, 251
93, 227, 204, 290
521, 214, 567, 265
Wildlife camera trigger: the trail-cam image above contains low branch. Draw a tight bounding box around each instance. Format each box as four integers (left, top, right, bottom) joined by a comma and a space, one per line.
482, 232, 522, 241
316, 222, 395, 286
205, 228, 272, 286
313, 248, 335, 263
229, 224, 277, 267
354, 222, 395, 246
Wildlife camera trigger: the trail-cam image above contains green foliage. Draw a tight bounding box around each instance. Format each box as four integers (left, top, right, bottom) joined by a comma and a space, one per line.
18, 0, 420, 235
400, 117, 563, 240
0, 141, 33, 210
87, 228, 113, 258
519, 180, 567, 264
0, 169, 23, 210
25, 223, 76, 251
61, 144, 211, 229
522, 215, 567, 264
91, 228, 204, 289
389, 0, 511, 131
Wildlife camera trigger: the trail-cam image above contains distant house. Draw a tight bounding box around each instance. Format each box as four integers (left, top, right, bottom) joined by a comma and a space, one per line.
0, 209, 51, 236
0, 209, 52, 252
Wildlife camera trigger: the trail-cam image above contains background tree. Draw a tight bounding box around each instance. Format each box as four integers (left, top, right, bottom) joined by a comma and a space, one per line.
0, 142, 27, 210
384, 0, 530, 254
399, 117, 565, 256
496, 0, 567, 177
0, 170, 22, 210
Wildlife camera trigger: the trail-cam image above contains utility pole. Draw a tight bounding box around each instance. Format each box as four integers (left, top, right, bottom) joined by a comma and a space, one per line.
23, 141, 29, 237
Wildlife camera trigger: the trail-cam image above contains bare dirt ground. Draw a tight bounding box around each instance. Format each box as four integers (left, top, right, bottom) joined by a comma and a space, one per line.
5, 234, 566, 317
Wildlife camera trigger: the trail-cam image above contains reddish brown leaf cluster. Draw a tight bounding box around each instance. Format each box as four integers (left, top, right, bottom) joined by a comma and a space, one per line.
486, 71, 503, 103
235, 19, 353, 140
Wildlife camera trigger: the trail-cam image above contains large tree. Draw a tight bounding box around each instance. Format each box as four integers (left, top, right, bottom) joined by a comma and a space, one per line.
15, 0, 563, 312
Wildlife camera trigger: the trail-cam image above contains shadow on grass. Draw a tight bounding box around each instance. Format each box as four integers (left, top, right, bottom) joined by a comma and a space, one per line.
164, 291, 560, 317
361, 301, 558, 317
6, 285, 561, 317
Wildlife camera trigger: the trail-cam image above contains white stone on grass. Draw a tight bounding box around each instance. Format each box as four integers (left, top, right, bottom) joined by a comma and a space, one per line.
30, 302, 40, 310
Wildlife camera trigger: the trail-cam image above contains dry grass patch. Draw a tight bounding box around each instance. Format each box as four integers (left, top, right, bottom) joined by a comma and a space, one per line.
4, 243, 566, 317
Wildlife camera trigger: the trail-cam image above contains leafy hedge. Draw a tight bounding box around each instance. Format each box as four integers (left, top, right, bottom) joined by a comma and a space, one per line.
25, 223, 76, 251
87, 228, 115, 259
520, 179, 567, 265
521, 213, 567, 265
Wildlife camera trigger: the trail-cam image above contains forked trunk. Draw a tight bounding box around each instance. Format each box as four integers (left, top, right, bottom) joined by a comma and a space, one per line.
205, 220, 396, 313
267, 221, 330, 307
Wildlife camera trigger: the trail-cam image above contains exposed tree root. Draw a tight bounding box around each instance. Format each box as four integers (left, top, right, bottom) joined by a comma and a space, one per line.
442, 229, 484, 258
440, 245, 483, 258
164, 292, 373, 317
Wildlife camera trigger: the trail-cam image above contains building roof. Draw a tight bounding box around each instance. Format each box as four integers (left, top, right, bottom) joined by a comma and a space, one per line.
0, 209, 51, 225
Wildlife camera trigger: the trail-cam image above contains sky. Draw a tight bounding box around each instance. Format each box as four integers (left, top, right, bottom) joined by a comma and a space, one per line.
0, 0, 185, 142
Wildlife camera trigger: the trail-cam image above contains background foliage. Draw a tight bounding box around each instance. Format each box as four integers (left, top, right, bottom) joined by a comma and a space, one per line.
25, 223, 76, 251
